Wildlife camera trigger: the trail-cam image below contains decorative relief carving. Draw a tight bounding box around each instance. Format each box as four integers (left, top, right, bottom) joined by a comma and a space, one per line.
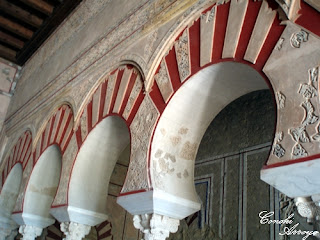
290, 29, 309, 48
301, 100, 318, 126
276, 91, 286, 109
19, 225, 43, 240
299, 84, 317, 99
122, 95, 159, 193
289, 66, 319, 158
201, 6, 216, 23
275, 37, 285, 51
154, 60, 173, 103
144, 30, 158, 61
290, 126, 310, 143
292, 143, 307, 158
313, 123, 320, 142
174, 29, 190, 82
133, 213, 180, 240
123, 75, 143, 120
60, 222, 91, 240
310, 66, 319, 84
273, 132, 286, 158
295, 197, 320, 222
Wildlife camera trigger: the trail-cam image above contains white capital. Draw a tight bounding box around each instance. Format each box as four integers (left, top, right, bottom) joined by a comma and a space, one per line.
19, 225, 42, 240
60, 222, 91, 240
133, 214, 180, 240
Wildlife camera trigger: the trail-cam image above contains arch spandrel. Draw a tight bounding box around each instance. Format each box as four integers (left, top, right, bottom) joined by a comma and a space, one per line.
118, 0, 320, 222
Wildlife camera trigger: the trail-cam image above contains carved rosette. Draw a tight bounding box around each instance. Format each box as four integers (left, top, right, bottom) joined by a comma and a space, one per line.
133, 214, 180, 240
19, 225, 43, 240
273, 132, 286, 158
290, 29, 309, 48
60, 222, 91, 240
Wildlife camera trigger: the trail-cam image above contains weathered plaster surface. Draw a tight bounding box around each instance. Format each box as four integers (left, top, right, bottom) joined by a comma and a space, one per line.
264, 22, 320, 164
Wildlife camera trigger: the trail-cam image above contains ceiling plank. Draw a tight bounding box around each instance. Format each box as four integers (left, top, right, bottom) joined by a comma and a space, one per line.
0, 0, 44, 28
0, 16, 34, 39
0, 31, 25, 49
16, 0, 82, 65
0, 44, 17, 62
19, 0, 54, 16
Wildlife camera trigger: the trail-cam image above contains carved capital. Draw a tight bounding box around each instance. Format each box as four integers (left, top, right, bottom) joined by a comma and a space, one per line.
19, 225, 43, 240
133, 214, 180, 240
60, 222, 91, 240
295, 197, 320, 222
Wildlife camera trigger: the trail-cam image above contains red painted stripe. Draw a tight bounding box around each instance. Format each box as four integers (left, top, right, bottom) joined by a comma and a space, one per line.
109, 69, 124, 114
40, 130, 45, 153
127, 90, 144, 126
54, 109, 65, 143
119, 72, 138, 116
295, 1, 320, 37
47, 115, 56, 146
212, 2, 230, 62
189, 18, 201, 74
254, 15, 285, 71
235, 0, 262, 61
149, 82, 166, 114
4, 1, 152, 125
59, 112, 73, 145
118, 188, 148, 197
99, 81, 107, 122
75, 128, 82, 149
47, 231, 61, 239
6, 156, 10, 176
62, 131, 74, 154
99, 229, 112, 239
263, 153, 320, 170
96, 220, 110, 232
12, 145, 18, 164
165, 48, 181, 91
86, 101, 93, 134
14, 139, 22, 163
24, 149, 32, 169
22, 137, 32, 165
17, 134, 28, 162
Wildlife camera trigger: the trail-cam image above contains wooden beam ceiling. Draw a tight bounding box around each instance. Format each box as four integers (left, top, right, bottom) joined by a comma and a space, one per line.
0, 0, 82, 65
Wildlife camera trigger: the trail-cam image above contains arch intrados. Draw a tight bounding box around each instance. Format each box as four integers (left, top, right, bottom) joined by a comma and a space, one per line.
0, 163, 23, 217
68, 115, 130, 225
21, 144, 62, 227
150, 61, 271, 201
